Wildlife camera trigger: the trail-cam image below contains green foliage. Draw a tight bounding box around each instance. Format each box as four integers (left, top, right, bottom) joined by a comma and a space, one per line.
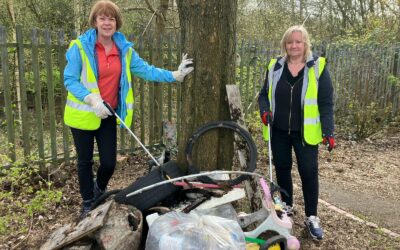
388, 74, 400, 88
26, 188, 62, 217
0, 158, 62, 237
245, 110, 269, 158
25, 67, 63, 96
0, 217, 8, 235
337, 101, 393, 140
245, 110, 261, 134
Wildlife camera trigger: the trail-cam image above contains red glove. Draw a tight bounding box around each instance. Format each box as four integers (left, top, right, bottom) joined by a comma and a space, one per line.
322, 135, 335, 152
261, 111, 272, 126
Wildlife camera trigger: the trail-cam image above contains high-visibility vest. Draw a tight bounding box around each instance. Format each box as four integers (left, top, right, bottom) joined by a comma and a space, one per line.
262, 57, 326, 145
64, 39, 134, 130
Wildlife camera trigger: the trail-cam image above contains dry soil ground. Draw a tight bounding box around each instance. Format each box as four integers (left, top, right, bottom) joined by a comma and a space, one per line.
1, 129, 400, 249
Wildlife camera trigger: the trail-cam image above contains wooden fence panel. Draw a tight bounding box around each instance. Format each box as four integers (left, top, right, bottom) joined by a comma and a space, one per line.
137, 37, 146, 145
31, 28, 45, 164
148, 35, 155, 145
167, 34, 173, 121
16, 25, 30, 158
44, 30, 58, 166
58, 30, 70, 164
176, 35, 182, 144
0, 26, 16, 162
156, 34, 164, 146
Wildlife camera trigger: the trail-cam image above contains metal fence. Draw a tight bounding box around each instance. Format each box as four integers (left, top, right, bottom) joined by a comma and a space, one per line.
1, 25, 400, 166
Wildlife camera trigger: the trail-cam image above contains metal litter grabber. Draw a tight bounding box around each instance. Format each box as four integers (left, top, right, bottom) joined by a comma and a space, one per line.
266, 124, 288, 203
103, 102, 160, 167
92, 103, 184, 212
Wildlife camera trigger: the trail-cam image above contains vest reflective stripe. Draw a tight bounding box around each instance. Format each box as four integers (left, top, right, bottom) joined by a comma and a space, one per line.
304, 99, 318, 105
64, 39, 134, 130
66, 99, 93, 112
304, 117, 320, 124
262, 57, 326, 145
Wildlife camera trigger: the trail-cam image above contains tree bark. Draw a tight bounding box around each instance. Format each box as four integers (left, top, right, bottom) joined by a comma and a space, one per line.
176, 0, 237, 171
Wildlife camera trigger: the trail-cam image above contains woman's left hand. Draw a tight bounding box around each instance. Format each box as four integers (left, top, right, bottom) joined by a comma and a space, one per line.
322, 135, 335, 152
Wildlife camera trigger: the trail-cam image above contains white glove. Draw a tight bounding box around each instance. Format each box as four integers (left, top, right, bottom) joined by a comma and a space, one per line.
83, 93, 112, 119
172, 53, 194, 82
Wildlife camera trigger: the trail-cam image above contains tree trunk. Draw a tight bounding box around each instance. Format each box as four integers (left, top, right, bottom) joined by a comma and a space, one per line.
176, 0, 237, 171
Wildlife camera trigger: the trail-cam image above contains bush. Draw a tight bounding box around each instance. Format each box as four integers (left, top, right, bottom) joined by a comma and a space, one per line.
336, 101, 393, 140
0, 159, 62, 237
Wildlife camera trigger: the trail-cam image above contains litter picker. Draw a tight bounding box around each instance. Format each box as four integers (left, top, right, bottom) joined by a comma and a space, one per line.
104, 102, 160, 167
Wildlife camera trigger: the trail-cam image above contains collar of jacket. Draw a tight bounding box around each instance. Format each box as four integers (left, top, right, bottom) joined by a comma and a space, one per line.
78, 28, 133, 53
273, 54, 317, 71
77, 29, 134, 78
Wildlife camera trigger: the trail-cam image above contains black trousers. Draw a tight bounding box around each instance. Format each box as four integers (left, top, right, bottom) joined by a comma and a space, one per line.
271, 126, 319, 217
71, 116, 117, 201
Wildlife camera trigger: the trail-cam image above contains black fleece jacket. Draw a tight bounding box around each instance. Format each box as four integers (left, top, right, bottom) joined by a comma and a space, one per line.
258, 57, 334, 138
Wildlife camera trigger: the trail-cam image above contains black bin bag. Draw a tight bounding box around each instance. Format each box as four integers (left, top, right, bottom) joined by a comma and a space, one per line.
114, 161, 185, 211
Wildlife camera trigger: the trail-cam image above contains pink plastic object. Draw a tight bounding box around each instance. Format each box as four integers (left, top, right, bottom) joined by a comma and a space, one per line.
287, 236, 301, 250
259, 178, 273, 207
243, 178, 300, 250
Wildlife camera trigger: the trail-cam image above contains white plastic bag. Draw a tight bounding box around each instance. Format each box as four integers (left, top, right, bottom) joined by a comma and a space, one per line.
145, 211, 246, 250
196, 203, 238, 221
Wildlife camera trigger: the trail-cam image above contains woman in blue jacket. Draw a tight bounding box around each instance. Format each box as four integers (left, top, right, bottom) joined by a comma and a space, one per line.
64, 0, 193, 219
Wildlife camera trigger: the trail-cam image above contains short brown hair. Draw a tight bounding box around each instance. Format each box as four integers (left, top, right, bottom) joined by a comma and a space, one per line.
280, 25, 312, 60
88, 0, 123, 30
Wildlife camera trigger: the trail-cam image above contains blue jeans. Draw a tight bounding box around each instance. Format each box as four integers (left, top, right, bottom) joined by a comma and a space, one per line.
71, 116, 117, 201
271, 126, 319, 216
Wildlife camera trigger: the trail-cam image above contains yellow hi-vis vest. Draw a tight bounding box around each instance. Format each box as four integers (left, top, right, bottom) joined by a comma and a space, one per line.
64, 39, 134, 130
262, 57, 326, 145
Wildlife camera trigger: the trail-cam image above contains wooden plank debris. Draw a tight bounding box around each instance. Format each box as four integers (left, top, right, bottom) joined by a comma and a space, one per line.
226, 84, 263, 212
40, 200, 113, 250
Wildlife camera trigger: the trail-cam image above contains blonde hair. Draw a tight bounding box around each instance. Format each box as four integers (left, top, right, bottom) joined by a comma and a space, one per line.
88, 0, 123, 30
280, 25, 312, 61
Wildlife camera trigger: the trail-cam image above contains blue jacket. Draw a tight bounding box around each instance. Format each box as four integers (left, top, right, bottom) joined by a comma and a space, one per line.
64, 28, 176, 122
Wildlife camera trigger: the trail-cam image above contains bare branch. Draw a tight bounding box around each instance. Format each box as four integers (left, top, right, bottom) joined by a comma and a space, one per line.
144, 0, 156, 13
123, 7, 152, 12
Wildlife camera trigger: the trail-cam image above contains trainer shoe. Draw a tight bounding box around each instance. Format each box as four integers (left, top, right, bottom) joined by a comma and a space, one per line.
304, 215, 324, 240
283, 203, 294, 217
79, 199, 93, 220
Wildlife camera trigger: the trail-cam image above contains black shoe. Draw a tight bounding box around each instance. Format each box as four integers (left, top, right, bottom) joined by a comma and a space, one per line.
79, 199, 93, 220
93, 180, 106, 201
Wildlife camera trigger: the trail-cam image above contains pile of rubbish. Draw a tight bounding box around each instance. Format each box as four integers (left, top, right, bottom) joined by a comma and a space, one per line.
41, 120, 300, 250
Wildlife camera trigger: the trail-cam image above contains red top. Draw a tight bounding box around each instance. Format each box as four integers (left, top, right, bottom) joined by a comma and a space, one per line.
96, 41, 121, 109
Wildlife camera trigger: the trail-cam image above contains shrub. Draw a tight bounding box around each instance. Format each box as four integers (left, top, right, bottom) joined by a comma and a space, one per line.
336, 101, 393, 140
0, 158, 62, 237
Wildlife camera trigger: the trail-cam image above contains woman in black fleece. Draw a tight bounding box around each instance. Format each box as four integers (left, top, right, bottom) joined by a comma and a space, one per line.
258, 25, 334, 241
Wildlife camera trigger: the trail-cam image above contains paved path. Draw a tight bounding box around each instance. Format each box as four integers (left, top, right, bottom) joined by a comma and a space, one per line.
320, 178, 400, 234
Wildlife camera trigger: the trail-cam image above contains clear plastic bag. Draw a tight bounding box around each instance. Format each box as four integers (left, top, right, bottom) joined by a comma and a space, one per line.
145, 211, 246, 250
196, 203, 238, 221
